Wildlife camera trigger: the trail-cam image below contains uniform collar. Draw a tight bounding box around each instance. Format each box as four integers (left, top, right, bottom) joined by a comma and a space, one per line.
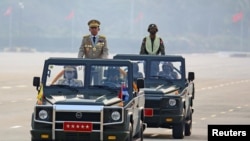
91, 35, 98, 38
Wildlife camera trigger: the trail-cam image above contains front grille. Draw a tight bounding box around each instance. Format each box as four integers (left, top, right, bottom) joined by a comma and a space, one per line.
54, 111, 101, 131
52, 104, 104, 133
56, 112, 100, 122
145, 99, 161, 108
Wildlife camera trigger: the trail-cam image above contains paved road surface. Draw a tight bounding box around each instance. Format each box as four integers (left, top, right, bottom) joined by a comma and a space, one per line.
0, 52, 249, 141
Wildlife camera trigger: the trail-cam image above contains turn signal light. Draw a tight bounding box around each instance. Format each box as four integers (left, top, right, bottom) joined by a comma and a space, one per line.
108, 135, 116, 140
166, 118, 173, 122
41, 134, 49, 139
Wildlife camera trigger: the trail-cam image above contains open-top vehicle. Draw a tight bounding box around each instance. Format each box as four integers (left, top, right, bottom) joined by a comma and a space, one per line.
31, 57, 146, 141
113, 54, 195, 139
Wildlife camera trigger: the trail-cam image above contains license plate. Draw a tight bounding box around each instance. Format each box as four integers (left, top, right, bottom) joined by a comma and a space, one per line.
63, 122, 93, 132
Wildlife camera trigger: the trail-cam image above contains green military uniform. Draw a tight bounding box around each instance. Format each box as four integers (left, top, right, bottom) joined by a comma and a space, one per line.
140, 36, 165, 55
139, 23, 165, 55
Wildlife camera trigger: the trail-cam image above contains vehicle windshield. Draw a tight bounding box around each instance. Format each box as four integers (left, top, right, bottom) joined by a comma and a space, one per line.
45, 64, 129, 88
129, 60, 145, 80
90, 65, 128, 88
150, 61, 182, 80
46, 65, 85, 87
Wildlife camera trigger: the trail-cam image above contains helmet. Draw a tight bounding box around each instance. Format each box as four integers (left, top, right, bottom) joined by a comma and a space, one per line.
147, 24, 158, 32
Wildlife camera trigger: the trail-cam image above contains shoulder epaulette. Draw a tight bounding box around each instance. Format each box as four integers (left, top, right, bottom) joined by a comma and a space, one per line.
99, 35, 106, 38
83, 35, 90, 38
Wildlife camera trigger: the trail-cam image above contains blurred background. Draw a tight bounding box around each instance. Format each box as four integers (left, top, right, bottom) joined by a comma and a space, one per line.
0, 0, 250, 54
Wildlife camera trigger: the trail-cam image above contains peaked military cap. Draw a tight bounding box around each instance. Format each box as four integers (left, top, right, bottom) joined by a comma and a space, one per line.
88, 19, 100, 27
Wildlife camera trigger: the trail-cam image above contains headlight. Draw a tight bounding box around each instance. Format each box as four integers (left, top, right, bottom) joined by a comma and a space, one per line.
39, 110, 48, 120
111, 111, 121, 121
104, 108, 123, 123
169, 99, 176, 106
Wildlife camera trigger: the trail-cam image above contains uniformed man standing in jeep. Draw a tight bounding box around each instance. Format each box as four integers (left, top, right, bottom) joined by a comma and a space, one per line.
139, 24, 165, 55
52, 19, 109, 85
77, 19, 109, 85
78, 19, 109, 59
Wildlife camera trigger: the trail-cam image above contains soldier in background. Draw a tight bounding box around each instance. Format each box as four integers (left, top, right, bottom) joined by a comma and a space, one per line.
77, 19, 109, 59
139, 24, 165, 55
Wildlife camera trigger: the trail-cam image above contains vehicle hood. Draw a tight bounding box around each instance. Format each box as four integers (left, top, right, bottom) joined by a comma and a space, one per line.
45, 95, 122, 106
143, 85, 180, 95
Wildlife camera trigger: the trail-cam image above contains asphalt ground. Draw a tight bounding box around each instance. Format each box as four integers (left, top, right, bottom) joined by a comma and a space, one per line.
1, 52, 250, 141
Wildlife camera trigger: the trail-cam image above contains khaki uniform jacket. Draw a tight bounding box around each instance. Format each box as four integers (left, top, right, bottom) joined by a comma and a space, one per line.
78, 35, 108, 59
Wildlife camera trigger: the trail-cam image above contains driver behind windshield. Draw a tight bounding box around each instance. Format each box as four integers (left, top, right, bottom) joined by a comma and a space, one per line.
103, 67, 124, 85
57, 66, 83, 87
158, 62, 178, 79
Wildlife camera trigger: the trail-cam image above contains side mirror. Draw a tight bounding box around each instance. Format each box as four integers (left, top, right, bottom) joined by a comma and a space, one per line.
33, 77, 40, 91
188, 72, 195, 81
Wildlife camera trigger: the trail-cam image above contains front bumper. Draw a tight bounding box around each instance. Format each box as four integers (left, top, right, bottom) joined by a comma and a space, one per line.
144, 109, 184, 128
31, 129, 129, 141
31, 105, 128, 141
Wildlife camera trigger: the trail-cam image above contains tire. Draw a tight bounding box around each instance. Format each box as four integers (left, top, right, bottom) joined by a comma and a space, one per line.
185, 110, 192, 136
126, 123, 133, 141
134, 120, 143, 141
172, 121, 185, 139
172, 109, 185, 139
31, 139, 42, 141
31, 113, 34, 128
